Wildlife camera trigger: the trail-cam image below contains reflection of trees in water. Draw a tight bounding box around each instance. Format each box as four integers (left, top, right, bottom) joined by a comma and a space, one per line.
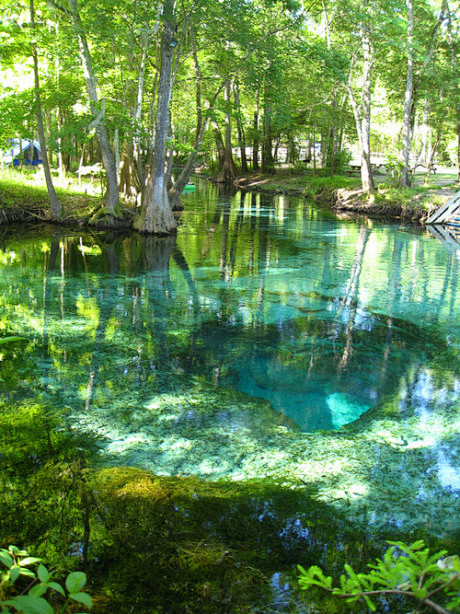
4, 204, 459, 430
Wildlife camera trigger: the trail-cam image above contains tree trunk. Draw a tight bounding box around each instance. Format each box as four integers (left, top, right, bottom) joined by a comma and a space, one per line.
446, 0, 460, 181
399, 0, 414, 187
261, 89, 275, 174
134, 0, 177, 234
67, 0, 120, 217
233, 80, 248, 173
252, 91, 260, 171
30, 0, 61, 220
212, 121, 225, 166
360, 21, 375, 194
424, 119, 442, 184
217, 78, 238, 183
133, 29, 149, 189
345, 16, 375, 195
169, 67, 226, 208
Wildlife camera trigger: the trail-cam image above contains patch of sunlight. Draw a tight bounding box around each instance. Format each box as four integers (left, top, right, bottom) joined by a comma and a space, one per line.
145, 394, 189, 410
107, 433, 150, 453
297, 458, 345, 479
405, 437, 437, 449
76, 295, 99, 327
105, 318, 121, 340
79, 243, 102, 256
0, 251, 16, 264
317, 482, 368, 502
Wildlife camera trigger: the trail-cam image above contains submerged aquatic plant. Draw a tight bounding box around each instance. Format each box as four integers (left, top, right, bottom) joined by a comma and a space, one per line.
298, 540, 460, 613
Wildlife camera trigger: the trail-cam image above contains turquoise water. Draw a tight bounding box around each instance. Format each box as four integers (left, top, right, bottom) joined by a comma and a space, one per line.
1, 182, 459, 537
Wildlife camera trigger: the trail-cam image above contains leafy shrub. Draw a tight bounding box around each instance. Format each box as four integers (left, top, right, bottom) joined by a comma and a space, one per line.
0, 545, 91, 613
298, 540, 460, 613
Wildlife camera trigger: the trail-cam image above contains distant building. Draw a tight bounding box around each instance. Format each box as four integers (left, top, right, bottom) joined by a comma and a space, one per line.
3, 139, 42, 166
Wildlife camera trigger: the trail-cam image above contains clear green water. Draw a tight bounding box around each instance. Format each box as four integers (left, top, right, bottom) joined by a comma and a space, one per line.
1, 182, 459, 537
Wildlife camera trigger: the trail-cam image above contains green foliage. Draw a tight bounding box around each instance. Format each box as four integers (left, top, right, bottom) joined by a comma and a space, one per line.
0, 337, 28, 346
298, 540, 460, 613
385, 154, 405, 185
0, 545, 91, 613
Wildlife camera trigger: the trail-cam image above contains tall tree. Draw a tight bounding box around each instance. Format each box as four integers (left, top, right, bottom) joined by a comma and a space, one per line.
64, 0, 121, 219
399, 0, 447, 187
30, 0, 61, 220
134, 0, 177, 234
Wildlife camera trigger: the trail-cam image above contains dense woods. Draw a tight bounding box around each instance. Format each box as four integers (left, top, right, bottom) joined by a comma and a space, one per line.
1, 0, 459, 231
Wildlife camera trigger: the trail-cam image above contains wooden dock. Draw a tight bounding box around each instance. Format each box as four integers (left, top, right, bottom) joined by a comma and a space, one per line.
426, 190, 460, 226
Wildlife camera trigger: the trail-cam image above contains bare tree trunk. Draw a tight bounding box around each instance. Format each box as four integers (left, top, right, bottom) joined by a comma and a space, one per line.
234, 80, 248, 172
400, 0, 447, 186
67, 0, 120, 217
217, 78, 238, 183
169, 62, 226, 207
424, 119, 442, 184
322, 0, 338, 179
134, 0, 177, 234
346, 44, 375, 195
446, 0, 460, 181
30, 0, 61, 220
252, 91, 260, 171
359, 21, 375, 194
212, 121, 225, 166
399, 0, 414, 187
133, 29, 149, 189
261, 80, 275, 174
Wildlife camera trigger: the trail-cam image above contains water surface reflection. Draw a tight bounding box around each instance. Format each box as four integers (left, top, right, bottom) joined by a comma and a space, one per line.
0, 184, 459, 535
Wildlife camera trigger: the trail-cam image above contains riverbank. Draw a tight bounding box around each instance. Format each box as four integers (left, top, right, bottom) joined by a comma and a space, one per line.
1, 166, 457, 229
233, 170, 458, 224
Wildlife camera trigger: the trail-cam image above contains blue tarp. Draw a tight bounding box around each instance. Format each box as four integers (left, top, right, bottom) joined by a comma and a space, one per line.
3, 139, 42, 165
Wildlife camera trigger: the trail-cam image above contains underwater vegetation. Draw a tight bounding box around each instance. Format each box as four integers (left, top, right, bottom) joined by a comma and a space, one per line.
1, 189, 459, 611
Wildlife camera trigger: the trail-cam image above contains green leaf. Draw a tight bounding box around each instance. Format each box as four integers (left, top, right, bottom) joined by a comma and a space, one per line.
70, 591, 92, 608
0, 551, 13, 568
19, 557, 41, 567
65, 571, 87, 593
47, 581, 66, 596
9, 565, 20, 582
37, 564, 49, 584
29, 584, 48, 598
19, 568, 37, 578
0, 336, 28, 345
363, 594, 377, 611
3, 595, 53, 614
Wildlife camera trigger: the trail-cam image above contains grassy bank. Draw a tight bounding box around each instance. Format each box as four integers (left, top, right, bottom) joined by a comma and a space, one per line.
1, 165, 456, 227
232, 169, 457, 222
0, 166, 104, 217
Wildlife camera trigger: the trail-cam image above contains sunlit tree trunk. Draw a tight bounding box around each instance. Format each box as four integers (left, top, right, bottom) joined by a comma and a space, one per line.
399, 0, 414, 188
134, 0, 177, 234
252, 91, 260, 171
446, 0, 460, 181
134, 30, 149, 189
67, 0, 120, 218
30, 0, 61, 220
234, 80, 248, 173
